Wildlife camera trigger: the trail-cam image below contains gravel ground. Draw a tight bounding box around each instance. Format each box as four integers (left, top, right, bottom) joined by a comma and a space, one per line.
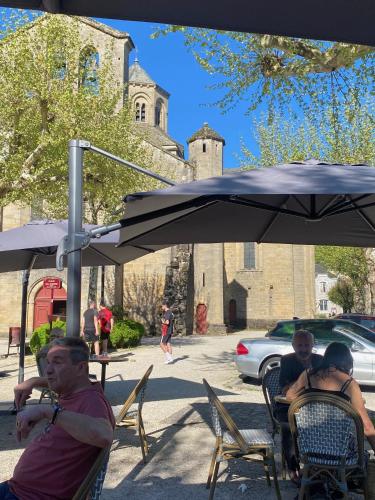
1, 332, 374, 499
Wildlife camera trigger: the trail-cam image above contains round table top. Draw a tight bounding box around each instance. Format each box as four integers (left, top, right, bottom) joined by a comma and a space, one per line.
89, 355, 127, 363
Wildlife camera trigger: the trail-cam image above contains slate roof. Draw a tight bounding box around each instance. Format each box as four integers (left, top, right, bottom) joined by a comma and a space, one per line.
135, 123, 184, 158
187, 123, 225, 145
129, 60, 156, 84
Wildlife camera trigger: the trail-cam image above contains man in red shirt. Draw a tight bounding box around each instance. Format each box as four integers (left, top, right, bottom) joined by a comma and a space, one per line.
97, 301, 114, 357
0, 337, 114, 500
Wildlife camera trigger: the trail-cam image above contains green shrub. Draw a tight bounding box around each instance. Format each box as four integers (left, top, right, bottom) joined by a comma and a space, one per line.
110, 319, 144, 349
29, 320, 66, 354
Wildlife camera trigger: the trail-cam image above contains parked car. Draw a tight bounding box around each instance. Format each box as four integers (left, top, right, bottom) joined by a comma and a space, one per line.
336, 313, 375, 332
234, 319, 375, 385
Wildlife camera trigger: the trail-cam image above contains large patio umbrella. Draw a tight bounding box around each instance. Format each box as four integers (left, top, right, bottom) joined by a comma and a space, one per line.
118, 161, 375, 248
0, 0, 373, 46
0, 220, 161, 383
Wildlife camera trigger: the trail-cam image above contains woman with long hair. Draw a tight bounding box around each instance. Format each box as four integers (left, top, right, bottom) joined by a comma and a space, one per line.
286, 341, 375, 451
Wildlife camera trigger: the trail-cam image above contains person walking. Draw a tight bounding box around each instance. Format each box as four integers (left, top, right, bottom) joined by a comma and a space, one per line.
81, 300, 100, 357
160, 301, 174, 364
97, 301, 114, 357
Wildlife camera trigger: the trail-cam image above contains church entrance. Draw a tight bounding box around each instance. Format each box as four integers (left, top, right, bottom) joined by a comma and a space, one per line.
229, 299, 237, 326
33, 279, 66, 330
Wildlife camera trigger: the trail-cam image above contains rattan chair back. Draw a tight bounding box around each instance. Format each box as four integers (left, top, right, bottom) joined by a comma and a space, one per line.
262, 367, 281, 432
116, 365, 153, 424
72, 445, 111, 500
203, 378, 248, 452
288, 392, 365, 468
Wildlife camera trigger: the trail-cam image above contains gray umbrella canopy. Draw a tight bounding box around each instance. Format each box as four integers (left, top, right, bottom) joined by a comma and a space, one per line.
0, 219, 161, 272
0, 0, 374, 46
119, 160, 375, 249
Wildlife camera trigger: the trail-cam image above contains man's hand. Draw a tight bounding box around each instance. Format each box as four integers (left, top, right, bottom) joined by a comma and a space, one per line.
16, 405, 51, 442
80, 331, 84, 337
14, 377, 48, 410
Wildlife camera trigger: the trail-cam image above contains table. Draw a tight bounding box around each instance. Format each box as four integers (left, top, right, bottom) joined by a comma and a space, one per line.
89, 355, 127, 389
274, 395, 291, 405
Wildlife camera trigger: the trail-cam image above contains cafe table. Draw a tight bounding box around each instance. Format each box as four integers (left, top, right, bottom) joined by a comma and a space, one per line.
89, 355, 127, 389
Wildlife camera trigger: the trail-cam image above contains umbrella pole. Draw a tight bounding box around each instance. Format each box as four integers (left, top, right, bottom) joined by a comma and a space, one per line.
66, 140, 84, 337
18, 254, 37, 384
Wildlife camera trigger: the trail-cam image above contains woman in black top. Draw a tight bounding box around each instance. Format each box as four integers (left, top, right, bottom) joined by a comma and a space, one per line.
286, 342, 375, 451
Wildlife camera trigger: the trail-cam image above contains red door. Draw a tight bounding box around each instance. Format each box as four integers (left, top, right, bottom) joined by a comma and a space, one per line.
33, 282, 67, 330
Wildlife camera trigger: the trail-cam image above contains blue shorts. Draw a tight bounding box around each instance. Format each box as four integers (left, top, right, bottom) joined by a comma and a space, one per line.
161, 333, 172, 345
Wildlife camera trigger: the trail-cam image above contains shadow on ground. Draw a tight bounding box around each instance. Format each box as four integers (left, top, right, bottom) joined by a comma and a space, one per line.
106, 377, 235, 406
105, 399, 286, 499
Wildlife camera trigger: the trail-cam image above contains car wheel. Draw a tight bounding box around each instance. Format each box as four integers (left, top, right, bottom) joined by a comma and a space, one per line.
261, 356, 281, 377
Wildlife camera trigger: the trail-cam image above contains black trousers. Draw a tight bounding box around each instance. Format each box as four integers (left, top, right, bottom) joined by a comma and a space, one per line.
274, 403, 298, 471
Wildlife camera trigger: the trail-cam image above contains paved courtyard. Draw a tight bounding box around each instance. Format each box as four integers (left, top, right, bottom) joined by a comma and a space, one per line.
1, 331, 374, 499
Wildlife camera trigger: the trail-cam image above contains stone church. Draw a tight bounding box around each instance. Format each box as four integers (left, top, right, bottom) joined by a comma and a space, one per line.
0, 16, 315, 335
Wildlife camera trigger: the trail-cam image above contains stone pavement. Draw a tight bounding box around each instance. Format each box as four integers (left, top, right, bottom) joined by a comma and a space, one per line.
0, 332, 374, 499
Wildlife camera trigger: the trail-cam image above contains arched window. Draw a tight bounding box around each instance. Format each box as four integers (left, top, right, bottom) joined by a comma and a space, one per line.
155, 99, 164, 128
134, 99, 146, 122
135, 102, 140, 121
244, 242, 256, 269
79, 46, 99, 93
203, 143, 206, 153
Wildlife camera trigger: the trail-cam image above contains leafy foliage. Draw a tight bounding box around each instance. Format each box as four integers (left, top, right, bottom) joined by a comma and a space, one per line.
152, 27, 374, 116
328, 279, 354, 313
109, 319, 144, 348
0, 12, 159, 223
29, 319, 66, 354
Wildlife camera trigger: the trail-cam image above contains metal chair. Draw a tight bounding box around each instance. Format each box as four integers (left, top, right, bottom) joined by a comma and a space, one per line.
72, 445, 111, 500
203, 378, 281, 500
115, 365, 153, 463
288, 392, 369, 500
262, 366, 287, 479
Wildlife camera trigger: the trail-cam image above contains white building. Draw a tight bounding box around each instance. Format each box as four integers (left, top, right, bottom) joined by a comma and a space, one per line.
315, 264, 343, 316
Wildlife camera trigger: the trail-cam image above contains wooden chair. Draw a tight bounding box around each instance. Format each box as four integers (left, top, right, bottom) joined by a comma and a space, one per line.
203, 378, 281, 500
115, 365, 153, 463
262, 367, 287, 479
288, 392, 368, 500
72, 445, 111, 500
6, 327, 20, 357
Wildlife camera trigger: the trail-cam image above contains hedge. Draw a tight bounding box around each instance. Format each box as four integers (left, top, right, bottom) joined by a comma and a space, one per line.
29, 320, 66, 354
109, 319, 144, 348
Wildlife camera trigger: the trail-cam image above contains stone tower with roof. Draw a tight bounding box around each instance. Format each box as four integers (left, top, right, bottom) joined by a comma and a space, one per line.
188, 124, 226, 332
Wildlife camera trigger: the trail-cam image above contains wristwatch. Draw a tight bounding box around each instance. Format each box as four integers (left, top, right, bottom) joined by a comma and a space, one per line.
50, 403, 64, 425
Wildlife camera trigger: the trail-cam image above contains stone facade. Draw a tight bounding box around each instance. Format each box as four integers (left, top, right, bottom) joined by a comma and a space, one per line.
0, 15, 316, 335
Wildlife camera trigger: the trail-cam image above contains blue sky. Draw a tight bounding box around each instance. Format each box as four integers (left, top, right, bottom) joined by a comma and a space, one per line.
99, 18, 257, 168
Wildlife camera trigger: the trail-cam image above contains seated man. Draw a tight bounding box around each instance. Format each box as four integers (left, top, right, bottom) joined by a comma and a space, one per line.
0, 337, 114, 500
275, 329, 323, 484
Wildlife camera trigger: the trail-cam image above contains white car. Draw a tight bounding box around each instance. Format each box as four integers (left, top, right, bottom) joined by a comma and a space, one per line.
234, 319, 375, 385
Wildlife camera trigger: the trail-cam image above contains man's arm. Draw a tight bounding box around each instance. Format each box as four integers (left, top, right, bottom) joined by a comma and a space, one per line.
16, 405, 113, 448
14, 377, 48, 410
94, 315, 99, 336
110, 317, 114, 331
81, 315, 85, 337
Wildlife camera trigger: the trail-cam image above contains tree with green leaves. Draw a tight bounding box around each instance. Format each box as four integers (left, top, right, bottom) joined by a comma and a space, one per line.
0, 12, 158, 224
153, 27, 374, 116
328, 278, 354, 313
0, 12, 160, 303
